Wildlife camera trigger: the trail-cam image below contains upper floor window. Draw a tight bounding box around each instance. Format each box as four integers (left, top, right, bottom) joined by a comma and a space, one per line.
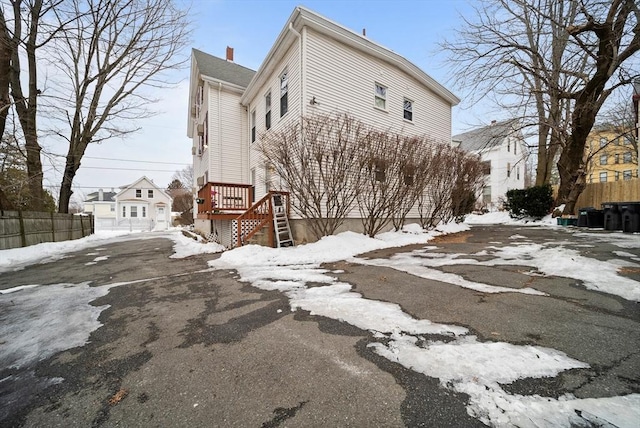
599, 154, 607, 165
506, 162, 511, 178
514, 141, 517, 155
615, 153, 620, 164
374, 83, 387, 110
265, 92, 272, 130
599, 137, 607, 148
517, 166, 520, 180
403, 99, 413, 121
623, 170, 632, 180
135, 189, 141, 198
599, 171, 607, 182
623, 135, 633, 145
623, 151, 632, 163
148, 190, 154, 198
280, 71, 288, 117
615, 171, 620, 181
251, 110, 256, 143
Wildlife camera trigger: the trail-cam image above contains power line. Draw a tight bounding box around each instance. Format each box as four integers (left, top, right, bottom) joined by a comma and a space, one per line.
78, 166, 179, 172
82, 156, 190, 166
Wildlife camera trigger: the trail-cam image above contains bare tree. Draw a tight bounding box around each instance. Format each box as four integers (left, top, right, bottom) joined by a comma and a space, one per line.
1, 0, 65, 210
442, 0, 583, 186
172, 165, 194, 192
557, 0, 639, 214
259, 113, 367, 240
442, 0, 639, 213
48, 0, 190, 213
417, 145, 484, 228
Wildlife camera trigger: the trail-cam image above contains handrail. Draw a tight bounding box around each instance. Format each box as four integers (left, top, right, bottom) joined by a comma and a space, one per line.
197, 182, 253, 216
236, 191, 290, 247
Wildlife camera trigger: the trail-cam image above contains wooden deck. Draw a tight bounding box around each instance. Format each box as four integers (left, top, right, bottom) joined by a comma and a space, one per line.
196, 182, 254, 220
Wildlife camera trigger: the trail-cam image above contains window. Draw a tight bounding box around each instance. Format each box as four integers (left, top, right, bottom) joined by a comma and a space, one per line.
514, 142, 517, 155
251, 110, 256, 143
615, 154, 620, 164
374, 160, 386, 181
265, 163, 272, 193
507, 139, 510, 152
142, 206, 146, 218
403, 165, 415, 185
599, 137, 607, 148
110, 205, 115, 212
615, 171, 620, 181
148, 190, 154, 198
506, 162, 511, 178
265, 92, 271, 130
517, 166, 520, 180
600, 154, 608, 165
623, 152, 632, 163
280, 71, 288, 117
599, 172, 607, 182
623, 170, 632, 180
130, 206, 138, 217
403, 99, 413, 121
122, 206, 126, 217
588, 174, 593, 183
481, 161, 491, 175
135, 189, 141, 198
623, 135, 633, 145
374, 83, 386, 110
482, 186, 491, 204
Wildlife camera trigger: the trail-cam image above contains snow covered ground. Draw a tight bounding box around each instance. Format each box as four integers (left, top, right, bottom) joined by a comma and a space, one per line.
1, 217, 639, 426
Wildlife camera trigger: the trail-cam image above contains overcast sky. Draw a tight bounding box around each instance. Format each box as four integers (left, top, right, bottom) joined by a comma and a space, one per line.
43, 0, 487, 206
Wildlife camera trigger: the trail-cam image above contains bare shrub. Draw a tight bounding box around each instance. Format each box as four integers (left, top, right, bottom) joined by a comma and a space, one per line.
258, 113, 366, 239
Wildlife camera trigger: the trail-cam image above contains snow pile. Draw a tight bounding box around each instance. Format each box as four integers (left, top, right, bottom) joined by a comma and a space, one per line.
165, 232, 225, 258
464, 211, 513, 225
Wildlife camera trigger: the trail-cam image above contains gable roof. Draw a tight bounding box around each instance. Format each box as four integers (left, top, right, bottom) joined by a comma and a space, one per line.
85, 191, 117, 203
240, 6, 459, 106
115, 176, 173, 201
192, 48, 256, 88
452, 120, 519, 153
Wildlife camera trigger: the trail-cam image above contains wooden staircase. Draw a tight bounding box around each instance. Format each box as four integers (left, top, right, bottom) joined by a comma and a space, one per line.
235, 191, 293, 248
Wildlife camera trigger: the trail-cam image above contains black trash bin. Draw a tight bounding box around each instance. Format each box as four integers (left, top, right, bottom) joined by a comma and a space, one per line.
577, 207, 592, 227
587, 209, 605, 228
620, 202, 640, 233
602, 202, 622, 231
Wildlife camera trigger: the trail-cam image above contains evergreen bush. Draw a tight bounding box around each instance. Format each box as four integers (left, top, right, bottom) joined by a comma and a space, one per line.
505, 184, 553, 218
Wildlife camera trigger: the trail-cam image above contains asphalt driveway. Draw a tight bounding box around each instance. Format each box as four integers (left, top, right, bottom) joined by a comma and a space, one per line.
0, 225, 638, 427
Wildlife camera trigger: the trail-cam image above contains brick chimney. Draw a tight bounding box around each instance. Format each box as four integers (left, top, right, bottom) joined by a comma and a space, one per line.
226, 46, 234, 62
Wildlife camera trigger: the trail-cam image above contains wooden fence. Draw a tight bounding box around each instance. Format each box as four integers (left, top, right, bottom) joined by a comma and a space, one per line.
560, 178, 640, 210
0, 211, 94, 250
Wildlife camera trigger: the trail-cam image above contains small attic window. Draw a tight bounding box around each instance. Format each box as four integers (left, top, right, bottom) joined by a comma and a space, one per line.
136, 189, 142, 198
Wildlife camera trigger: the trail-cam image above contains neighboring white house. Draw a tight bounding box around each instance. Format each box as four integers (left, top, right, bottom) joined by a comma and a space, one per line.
83, 189, 117, 230
188, 6, 460, 245
452, 120, 527, 209
115, 176, 173, 231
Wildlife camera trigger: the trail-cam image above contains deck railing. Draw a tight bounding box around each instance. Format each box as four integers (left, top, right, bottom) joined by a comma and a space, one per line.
197, 182, 253, 216
236, 191, 290, 247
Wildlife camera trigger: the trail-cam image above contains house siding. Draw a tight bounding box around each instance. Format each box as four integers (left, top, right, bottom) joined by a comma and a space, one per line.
247, 42, 301, 201
480, 139, 526, 207
304, 28, 452, 142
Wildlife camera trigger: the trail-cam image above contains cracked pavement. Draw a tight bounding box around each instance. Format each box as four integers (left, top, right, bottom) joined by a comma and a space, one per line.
0, 225, 638, 427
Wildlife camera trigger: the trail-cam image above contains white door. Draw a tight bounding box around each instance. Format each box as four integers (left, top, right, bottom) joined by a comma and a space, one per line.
155, 206, 167, 230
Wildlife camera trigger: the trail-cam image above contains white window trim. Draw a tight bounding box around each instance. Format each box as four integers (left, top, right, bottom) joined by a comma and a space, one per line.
403, 98, 413, 122
374, 82, 387, 111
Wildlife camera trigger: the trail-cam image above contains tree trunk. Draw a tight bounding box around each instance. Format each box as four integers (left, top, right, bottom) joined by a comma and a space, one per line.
0, 11, 11, 138
9, 0, 44, 211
